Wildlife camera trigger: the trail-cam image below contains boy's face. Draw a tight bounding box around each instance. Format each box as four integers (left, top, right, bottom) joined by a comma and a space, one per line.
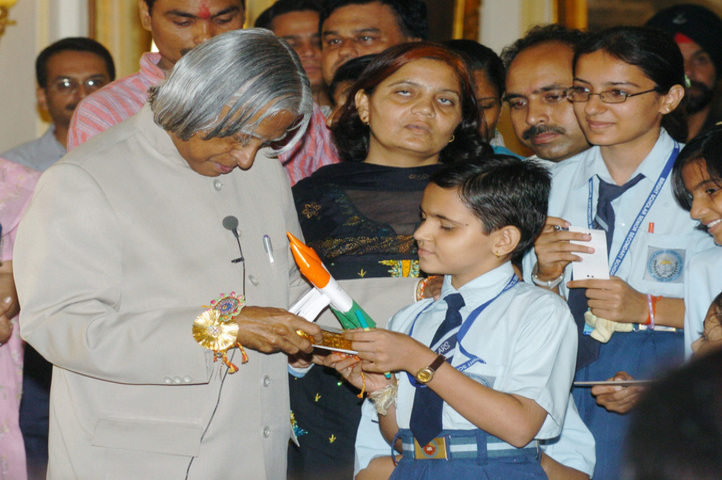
692, 303, 722, 356
414, 184, 504, 289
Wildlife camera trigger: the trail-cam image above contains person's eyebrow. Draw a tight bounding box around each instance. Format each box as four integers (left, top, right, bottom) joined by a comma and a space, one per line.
322, 27, 381, 37
386, 79, 460, 96
166, 6, 241, 19
573, 77, 643, 89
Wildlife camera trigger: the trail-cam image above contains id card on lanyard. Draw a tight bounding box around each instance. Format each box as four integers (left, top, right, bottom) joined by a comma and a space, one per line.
582, 143, 679, 335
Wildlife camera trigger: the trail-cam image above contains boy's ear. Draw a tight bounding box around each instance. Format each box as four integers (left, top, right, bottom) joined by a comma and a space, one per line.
492, 226, 521, 258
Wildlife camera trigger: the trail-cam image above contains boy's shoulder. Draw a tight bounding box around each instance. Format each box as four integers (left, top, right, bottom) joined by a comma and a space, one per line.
387, 298, 436, 333
506, 281, 575, 325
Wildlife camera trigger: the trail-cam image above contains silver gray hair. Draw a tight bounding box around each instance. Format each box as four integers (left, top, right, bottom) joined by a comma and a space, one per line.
149, 29, 313, 154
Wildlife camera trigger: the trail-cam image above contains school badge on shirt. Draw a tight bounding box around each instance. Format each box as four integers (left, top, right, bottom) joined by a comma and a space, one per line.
644, 247, 685, 283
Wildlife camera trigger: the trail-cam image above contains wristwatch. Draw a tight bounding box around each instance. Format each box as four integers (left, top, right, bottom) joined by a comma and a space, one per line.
415, 354, 446, 384
531, 262, 565, 289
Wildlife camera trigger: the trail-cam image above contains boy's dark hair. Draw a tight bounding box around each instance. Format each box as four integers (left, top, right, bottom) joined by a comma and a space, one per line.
36, 37, 116, 88
444, 39, 505, 96
672, 125, 722, 212
430, 155, 550, 258
143, 0, 246, 15
328, 54, 376, 99
254, 0, 321, 30
500, 23, 586, 69
624, 347, 722, 480
320, 0, 428, 41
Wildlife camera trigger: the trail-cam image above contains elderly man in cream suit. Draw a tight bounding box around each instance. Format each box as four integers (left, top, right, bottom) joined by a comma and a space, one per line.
14, 30, 322, 479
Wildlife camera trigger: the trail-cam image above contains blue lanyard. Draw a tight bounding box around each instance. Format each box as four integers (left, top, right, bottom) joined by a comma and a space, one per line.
406, 275, 519, 387
586, 143, 679, 276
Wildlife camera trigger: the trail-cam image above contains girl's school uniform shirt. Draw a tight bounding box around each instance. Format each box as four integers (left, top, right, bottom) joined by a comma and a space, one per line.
524, 129, 713, 307
683, 246, 722, 357
390, 263, 578, 444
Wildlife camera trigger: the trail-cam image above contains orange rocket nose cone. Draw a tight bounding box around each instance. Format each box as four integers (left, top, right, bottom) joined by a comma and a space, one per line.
287, 232, 331, 288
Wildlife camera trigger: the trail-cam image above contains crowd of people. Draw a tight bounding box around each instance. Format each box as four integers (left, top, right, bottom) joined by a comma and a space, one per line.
1, 1, 721, 479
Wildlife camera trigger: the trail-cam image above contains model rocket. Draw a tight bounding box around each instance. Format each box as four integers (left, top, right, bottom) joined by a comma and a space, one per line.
287, 232, 376, 330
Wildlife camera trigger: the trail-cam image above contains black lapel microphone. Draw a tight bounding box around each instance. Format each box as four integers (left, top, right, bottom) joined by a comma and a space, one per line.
222, 216, 246, 296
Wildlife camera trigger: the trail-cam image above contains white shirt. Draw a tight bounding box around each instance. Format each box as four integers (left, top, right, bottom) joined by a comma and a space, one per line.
683, 246, 722, 357
525, 130, 713, 301
390, 263, 577, 443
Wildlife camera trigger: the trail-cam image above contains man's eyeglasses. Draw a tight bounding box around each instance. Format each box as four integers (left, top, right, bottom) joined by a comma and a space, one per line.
566, 86, 661, 104
48, 77, 109, 95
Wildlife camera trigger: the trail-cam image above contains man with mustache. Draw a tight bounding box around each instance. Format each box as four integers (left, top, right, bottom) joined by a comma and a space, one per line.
647, 4, 722, 141
501, 24, 589, 163
2, 38, 114, 170
67, 0, 245, 150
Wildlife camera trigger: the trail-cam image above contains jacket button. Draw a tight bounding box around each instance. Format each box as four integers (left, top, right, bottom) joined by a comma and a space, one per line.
249, 275, 259, 285
213, 180, 223, 191
263, 375, 271, 387
263, 426, 271, 438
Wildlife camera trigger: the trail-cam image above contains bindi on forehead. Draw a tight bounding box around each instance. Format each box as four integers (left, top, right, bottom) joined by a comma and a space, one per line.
198, 1, 211, 19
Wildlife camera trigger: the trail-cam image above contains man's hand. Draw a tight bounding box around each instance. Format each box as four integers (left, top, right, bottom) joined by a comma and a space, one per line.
534, 217, 593, 282
566, 276, 646, 323
591, 372, 645, 414
236, 306, 322, 356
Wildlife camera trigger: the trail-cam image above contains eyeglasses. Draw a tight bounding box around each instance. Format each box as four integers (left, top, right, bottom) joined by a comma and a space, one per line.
566, 86, 661, 104
48, 77, 109, 95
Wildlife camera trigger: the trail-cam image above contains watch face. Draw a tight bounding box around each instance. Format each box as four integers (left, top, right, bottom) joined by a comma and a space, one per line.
416, 368, 433, 384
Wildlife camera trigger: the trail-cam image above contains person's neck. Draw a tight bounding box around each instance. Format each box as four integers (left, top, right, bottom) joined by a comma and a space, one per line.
450, 259, 508, 290
599, 129, 661, 185
363, 146, 439, 168
313, 87, 331, 108
54, 123, 69, 148
687, 105, 711, 141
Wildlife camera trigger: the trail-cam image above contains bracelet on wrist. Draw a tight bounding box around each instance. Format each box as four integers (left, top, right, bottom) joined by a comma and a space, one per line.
368, 382, 398, 415
415, 276, 439, 301
531, 263, 565, 289
192, 292, 247, 373
644, 294, 662, 330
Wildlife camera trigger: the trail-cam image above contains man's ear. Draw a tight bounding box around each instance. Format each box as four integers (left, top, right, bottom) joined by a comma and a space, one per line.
354, 89, 370, 124
139, 0, 152, 33
37, 86, 49, 112
492, 225, 521, 258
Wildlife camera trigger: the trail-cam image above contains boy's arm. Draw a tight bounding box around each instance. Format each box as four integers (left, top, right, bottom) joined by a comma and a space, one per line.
425, 362, 547, 448
350, 330, 548, 448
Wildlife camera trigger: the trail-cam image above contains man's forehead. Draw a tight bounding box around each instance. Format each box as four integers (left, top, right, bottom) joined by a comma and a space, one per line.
157, 0, 244, 15
46, 51, 109, 77
322, 2, 402, 35
507, 43, 574, 93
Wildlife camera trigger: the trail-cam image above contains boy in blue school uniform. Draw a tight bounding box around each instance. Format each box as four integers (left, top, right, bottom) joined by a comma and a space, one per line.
327, 155, 578, 479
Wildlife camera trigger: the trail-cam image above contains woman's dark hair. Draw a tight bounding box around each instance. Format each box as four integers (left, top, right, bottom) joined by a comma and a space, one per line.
672, 125, 722, 211
329, 54, 376, 100
430, 155, 550, 258
332, 42, 490, 164
444, 39, 505, 97
573, 26, 688, 143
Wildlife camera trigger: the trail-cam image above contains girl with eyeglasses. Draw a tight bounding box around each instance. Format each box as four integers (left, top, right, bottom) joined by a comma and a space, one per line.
525, 26, 714, 480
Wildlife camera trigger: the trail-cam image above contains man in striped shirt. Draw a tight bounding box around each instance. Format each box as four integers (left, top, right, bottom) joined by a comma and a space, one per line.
67, 0, 245, 150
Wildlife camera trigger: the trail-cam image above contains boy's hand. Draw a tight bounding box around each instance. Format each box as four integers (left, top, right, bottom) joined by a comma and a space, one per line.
323, 352, 390, 393
534, 217, 593, 281
345, 328, 434, 374
591, 371, 645, 413
566, 276, 646, 323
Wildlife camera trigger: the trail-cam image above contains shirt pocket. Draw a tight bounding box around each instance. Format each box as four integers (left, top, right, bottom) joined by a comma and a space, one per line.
92, 417, 203, 457
632, 232, 690, 296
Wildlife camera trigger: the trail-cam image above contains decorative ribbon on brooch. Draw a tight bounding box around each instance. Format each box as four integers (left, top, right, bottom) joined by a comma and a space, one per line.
193, 292, 246, 373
